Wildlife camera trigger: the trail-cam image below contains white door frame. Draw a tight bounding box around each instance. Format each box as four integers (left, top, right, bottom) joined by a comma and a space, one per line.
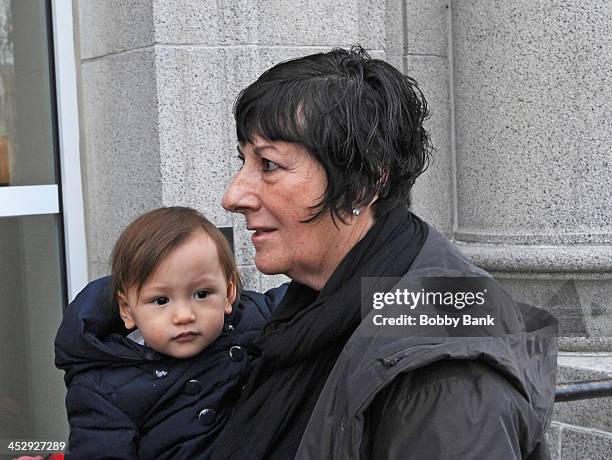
51, 0, 88, 301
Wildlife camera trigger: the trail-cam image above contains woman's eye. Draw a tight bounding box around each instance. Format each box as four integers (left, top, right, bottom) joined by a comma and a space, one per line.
195, 290, 209, 299
152, 297, 169, 306
236, 147, 245, 169
262, 158, 279, 172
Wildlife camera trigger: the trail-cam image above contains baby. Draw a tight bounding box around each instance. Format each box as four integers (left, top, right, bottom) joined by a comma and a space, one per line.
55, 207, 286, 459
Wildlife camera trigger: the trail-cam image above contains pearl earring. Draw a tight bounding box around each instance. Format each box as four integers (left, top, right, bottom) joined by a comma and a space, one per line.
352, 208, 361, 216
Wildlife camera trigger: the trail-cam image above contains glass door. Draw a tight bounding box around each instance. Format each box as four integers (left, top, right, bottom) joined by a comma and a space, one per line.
0, 0, 73, 444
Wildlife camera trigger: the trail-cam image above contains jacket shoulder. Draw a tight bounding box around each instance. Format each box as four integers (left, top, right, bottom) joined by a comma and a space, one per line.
411, 225, 489, 276
363, 360, 548, 459
232, 284, 288, 333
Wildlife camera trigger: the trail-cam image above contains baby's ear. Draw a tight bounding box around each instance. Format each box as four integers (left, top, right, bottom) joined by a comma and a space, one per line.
117, 293, 136, 329
225, 280, 237, 315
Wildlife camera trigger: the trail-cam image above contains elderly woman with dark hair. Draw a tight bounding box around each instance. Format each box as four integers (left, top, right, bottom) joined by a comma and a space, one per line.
212, 47, 557, 459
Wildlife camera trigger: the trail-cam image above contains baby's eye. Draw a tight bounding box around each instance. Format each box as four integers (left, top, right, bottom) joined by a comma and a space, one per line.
262, 158, 279, 172
195, 290, 209, 299
152, 297, 169, 306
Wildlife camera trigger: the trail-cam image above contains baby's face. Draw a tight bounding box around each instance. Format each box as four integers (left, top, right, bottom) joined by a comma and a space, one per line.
117, 231, 235, 358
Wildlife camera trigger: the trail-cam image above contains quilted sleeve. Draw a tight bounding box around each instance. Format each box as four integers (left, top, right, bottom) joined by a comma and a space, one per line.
64, 383, 139, 460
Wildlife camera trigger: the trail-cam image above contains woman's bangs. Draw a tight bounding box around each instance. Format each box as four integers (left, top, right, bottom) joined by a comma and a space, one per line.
235, 83, 309, 145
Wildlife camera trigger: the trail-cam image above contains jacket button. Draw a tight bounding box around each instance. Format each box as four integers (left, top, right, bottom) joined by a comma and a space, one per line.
229, 345, 245, 362
184, 379, 202, 395
198, 408, 216, 426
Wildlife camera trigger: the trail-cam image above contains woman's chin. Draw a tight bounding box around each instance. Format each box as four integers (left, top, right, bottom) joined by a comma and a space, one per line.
254, 257, 285, 276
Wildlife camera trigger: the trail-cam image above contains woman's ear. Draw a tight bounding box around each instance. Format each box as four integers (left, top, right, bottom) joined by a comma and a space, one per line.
117, 293, 136, 329
225, 279, 237, 315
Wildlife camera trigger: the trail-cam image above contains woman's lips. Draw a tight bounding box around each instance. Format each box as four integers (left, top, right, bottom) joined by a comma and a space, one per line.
172, 332, 199, 342
251, 229, 276, 244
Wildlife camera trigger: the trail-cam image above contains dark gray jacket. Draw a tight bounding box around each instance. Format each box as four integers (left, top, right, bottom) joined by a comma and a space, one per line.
296, 226, 557, 459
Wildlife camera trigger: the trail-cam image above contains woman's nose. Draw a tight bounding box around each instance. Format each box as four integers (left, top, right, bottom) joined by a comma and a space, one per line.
222, 169, 258, 213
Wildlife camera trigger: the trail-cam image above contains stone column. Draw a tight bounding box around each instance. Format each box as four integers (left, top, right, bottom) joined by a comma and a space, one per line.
450, 0, 612, 350
76, 0, 162, 278
402, 0, 454, 236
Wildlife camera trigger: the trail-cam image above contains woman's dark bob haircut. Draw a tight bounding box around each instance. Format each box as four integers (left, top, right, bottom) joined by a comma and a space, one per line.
234, 46, 432, 222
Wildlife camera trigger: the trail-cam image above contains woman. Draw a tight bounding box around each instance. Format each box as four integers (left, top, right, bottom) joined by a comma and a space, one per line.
212, 47, 557, 459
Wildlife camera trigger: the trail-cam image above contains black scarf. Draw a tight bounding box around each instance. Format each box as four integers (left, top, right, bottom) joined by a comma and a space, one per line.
212, 207, 427, 460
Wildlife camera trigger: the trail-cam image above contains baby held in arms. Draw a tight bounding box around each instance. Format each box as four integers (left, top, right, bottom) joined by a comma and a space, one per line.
55, 207, 285, 459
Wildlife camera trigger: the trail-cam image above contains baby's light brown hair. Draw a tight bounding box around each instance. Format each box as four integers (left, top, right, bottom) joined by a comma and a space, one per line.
111, 206, 241, 306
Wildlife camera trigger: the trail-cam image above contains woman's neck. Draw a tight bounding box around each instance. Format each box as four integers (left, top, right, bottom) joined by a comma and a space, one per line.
289, 209, 376, 291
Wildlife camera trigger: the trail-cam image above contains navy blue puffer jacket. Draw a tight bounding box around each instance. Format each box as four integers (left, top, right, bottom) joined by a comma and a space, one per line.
55, 277, 286, 460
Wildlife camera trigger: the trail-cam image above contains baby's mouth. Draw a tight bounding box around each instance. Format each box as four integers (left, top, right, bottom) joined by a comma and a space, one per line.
173, 331, 199, 342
